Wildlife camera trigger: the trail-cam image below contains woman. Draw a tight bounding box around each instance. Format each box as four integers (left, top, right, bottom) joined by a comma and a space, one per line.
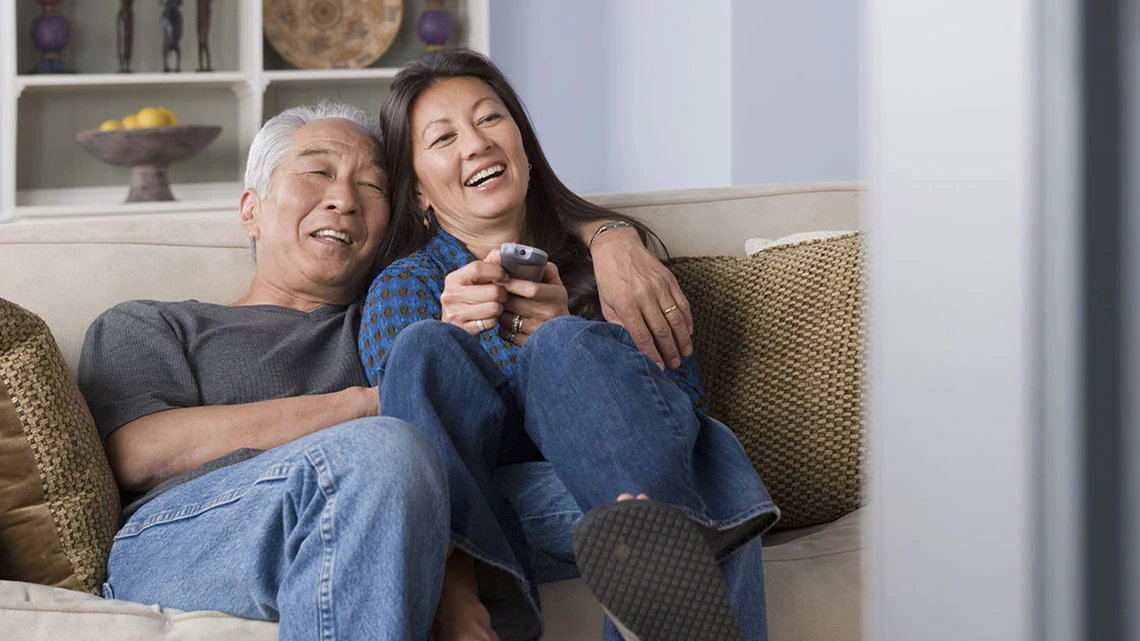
362, 50, 778, 641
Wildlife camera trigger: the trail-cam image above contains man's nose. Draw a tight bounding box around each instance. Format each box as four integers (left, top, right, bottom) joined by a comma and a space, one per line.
324, 177, 360, 215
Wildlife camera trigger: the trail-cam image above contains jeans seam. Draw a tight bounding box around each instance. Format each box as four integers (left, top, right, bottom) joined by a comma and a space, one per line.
115, 464, 296, 539
627, 331, 694, 482
305, 447, 338, 641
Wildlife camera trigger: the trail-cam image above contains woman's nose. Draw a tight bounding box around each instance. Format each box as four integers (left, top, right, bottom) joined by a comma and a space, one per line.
460, 128, 492, 157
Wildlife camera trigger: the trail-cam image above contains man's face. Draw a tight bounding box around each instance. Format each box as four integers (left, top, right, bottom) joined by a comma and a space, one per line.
241, 118, 389, 299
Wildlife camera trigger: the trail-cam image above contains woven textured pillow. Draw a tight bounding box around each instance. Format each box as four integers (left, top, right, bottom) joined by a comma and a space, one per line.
669, 233, 867, 530
0, 298, 119, 594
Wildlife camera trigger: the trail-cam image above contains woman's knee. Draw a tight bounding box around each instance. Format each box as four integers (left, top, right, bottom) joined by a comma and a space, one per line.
389, 320, 469, 356
525, 315, 624, 362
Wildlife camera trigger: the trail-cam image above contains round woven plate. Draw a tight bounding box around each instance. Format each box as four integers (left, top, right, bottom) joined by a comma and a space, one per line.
264, 0, 404, 70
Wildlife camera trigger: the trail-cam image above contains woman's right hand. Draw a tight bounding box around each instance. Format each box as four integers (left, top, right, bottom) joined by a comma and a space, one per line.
441, 261, 509, 336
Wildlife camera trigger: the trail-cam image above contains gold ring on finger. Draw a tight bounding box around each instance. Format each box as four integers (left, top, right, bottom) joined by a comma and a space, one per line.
663, 304, 679, 315
512, 313, 523, 335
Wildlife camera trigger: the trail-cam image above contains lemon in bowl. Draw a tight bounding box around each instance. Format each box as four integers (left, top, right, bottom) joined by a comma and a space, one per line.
136, 107, 168, 128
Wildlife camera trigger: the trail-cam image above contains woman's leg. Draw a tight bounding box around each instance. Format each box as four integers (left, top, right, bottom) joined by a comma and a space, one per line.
377, 320, 542, 640
512, 316, 777, 640
513, 316, 775, 534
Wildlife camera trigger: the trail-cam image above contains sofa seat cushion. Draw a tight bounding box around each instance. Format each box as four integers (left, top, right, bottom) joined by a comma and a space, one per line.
763, 507, 864, 641
669, 233, 867, 530
0, 580, 277, 640
0, 299, 119, 594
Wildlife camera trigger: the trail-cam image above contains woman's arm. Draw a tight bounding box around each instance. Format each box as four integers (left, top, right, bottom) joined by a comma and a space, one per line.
579, 221, 695, 370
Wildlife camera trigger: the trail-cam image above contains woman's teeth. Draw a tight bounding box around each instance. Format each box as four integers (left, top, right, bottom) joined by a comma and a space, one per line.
465, 164, 506, 187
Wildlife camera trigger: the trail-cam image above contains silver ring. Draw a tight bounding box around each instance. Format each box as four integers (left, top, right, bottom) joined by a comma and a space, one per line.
512, 313, 523, 335
476, 318, 487, 332
662, 304, 679, 315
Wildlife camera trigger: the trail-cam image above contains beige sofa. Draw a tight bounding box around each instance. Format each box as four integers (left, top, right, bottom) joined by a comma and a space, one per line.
0, 183, 864, 641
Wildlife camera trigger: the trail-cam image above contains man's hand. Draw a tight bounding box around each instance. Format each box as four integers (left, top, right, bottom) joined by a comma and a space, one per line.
590, 226, 694, 369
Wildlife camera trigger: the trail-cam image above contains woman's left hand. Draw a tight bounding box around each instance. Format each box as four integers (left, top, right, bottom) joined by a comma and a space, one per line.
485, 249, 569, 347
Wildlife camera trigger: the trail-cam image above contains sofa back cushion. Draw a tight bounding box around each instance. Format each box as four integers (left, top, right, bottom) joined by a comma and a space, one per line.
0, 298, 119, 594
670, 233, 866, 530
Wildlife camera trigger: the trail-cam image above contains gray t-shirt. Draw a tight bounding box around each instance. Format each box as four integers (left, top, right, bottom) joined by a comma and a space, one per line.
78, 300, 369, 519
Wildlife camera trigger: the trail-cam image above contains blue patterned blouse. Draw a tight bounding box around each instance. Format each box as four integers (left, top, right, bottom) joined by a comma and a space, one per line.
358, 229, 707, 410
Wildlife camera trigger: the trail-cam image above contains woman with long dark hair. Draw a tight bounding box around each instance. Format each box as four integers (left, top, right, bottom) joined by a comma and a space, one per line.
361, 50, 778, 641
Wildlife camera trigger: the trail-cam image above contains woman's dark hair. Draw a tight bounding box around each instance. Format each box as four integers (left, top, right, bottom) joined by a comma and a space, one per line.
376, 48, 662, 320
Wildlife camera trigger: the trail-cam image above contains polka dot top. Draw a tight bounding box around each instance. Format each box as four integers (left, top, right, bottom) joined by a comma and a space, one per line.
358, 229, 707, 410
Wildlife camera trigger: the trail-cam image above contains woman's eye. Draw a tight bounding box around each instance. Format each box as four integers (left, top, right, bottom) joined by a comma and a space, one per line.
480, 113, 502, 124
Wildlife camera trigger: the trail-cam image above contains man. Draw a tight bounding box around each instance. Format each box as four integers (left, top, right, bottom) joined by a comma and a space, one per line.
80, 103, 452, 640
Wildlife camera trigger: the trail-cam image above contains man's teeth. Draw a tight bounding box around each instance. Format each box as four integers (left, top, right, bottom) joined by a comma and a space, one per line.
312, 229, 352, 244
465, 164, 506, 187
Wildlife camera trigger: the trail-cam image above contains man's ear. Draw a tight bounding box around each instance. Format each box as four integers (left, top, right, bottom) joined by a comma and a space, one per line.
239, 188, 262, 241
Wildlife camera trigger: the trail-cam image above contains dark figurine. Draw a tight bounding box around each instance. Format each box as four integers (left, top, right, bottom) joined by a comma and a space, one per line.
196, 0, 212, 71
117, 0, 133, 72
161, 0, 182, 73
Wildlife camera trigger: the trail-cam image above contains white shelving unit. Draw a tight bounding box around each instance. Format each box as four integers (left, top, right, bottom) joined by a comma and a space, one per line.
1, 0, 489, 223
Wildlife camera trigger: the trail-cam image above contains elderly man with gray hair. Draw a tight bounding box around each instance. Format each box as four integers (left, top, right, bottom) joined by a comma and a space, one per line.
79, 102, 455, 640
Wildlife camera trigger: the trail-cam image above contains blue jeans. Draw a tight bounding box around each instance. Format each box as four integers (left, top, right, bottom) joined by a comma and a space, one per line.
103, 419, 451, 641
379, 318, 778, 641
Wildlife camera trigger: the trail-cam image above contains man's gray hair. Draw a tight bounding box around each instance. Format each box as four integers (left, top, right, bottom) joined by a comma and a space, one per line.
243, 101, 382, 257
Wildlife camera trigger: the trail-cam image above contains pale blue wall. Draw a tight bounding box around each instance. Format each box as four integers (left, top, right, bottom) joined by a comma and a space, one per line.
488, 0, 612, 194
731, 1, 861, 185
488, 0, 861, 194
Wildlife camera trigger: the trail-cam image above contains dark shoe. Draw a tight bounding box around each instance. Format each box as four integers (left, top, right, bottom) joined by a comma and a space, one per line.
573, 500, 745, 641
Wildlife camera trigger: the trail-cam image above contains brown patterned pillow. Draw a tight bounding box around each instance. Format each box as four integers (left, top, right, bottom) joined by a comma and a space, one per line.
670, 233, 867, 530
0, 298, 119, 594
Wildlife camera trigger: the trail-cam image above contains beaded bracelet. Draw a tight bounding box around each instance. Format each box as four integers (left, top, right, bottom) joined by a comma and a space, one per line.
588, 220, 635, 249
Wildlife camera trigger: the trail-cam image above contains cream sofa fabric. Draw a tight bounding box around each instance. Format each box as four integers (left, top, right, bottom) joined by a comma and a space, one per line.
0, 580, 278, 640
0, 183, 864, 641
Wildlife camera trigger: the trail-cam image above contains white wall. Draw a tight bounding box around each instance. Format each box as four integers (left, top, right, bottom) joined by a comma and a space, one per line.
865, 1, 1034, 640
491, 0, 859, 194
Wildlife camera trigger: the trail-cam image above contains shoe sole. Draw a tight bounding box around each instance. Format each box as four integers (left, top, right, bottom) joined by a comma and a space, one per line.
573, 500, 745, 641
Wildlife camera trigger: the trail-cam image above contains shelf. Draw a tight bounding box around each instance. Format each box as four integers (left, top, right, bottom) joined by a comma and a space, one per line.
9, 181, 241, 221
16, 72, 250, 95
263, 69, 401, 84
11, 199, 236, 221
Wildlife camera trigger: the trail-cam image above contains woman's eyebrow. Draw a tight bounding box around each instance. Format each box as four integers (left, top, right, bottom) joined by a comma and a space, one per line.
421, 117, 450, 140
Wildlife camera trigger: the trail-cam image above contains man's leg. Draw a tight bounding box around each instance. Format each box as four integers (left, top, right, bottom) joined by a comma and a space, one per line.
104, 418, 449, 641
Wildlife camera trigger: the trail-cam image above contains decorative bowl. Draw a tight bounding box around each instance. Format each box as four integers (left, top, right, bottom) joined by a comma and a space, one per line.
75, 125, 222, 202
263, 0, 403, 70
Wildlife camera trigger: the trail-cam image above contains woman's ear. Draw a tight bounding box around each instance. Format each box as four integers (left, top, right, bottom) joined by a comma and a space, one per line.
416, 185, 432, 213
239, 189, 261, 241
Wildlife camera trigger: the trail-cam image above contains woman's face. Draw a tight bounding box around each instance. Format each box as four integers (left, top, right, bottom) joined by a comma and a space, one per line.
410, 76, 529, 230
